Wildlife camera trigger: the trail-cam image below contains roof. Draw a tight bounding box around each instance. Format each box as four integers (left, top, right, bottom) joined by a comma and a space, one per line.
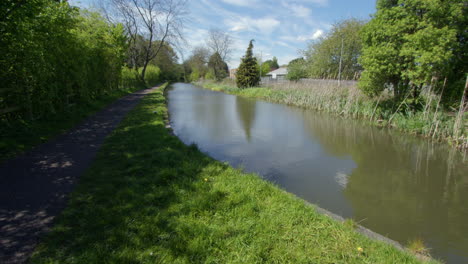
266, 67, 288, 76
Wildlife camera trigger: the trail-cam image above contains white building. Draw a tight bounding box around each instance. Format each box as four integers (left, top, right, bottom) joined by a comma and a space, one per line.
266, 67, 288, 80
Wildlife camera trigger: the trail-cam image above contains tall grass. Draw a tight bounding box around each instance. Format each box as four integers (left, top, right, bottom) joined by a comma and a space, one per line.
198, 79, 467, 149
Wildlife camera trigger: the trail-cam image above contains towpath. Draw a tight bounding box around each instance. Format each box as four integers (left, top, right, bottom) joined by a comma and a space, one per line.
0, 86, 159, 264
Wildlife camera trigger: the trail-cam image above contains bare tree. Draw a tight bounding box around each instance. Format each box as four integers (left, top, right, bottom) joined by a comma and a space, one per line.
206, 28, 233, 62
102, 0, 188, 82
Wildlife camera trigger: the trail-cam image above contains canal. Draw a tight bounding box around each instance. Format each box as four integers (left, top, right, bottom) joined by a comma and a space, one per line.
166, 83, 468, 263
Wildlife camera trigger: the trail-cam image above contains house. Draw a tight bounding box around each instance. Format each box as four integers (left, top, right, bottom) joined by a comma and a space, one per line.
229, 68, 237, 79
266, 67, 288, 80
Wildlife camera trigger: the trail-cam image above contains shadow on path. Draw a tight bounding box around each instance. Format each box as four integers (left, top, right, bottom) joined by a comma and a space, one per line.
0, 87, 158, 264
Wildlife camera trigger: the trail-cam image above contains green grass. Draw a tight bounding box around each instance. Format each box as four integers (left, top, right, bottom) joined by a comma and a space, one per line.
198, 80, 467, 149
31, 87, 435, 263
0, 85, 144, 164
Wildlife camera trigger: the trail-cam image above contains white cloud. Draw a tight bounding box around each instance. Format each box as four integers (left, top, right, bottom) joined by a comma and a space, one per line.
281, 2, 311, 17
295, 29, 324, 42
225, 17, 280, 33
298, 0, 329, 6
221, 0, 256, 7
312, 29, 324, 39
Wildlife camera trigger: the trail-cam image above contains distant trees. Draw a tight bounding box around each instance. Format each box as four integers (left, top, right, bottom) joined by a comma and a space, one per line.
236, 40, 260, 88
104, 0, 188, 83
206, 28, 233, 61
359, 0, 467, 102
183, 46, 210, 81
286, 58, 308, 81
305, 18, 365, 80
260, 57, 279, 76
208, 52, 229, 81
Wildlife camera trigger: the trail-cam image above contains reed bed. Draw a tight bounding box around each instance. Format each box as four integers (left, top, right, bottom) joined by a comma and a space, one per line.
198, 79, 467, 150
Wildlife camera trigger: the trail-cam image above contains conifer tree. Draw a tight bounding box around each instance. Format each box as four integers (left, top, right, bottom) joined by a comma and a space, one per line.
236, 40, 260, 88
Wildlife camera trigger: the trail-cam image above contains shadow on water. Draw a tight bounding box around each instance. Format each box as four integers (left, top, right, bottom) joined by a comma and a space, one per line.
168, 83, 468, 263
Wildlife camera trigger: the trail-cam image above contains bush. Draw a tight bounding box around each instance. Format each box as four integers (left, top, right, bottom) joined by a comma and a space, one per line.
140, 65, 162, 87
121, 67, 145, 90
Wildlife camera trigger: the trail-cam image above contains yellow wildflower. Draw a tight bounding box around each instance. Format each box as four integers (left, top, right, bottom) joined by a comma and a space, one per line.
357, 247, 363, 252
204, 178, 208, 182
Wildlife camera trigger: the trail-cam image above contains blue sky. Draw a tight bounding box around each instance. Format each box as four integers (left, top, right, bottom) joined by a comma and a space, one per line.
70, 0, 376, 68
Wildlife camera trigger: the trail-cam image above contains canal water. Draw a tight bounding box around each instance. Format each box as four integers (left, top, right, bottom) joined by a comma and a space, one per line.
166, 83, 468, 263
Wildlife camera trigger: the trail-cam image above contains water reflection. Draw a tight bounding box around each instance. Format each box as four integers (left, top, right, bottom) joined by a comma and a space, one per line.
299, 110, 468, 261
167, 83, 468, 263
235, 96, 257, 141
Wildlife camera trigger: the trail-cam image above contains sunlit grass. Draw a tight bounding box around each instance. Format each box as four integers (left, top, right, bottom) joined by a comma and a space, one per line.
31, 88, 436, 263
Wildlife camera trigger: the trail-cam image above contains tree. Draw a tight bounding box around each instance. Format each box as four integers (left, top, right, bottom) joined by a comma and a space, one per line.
184, 46, 210, 81
208, 52, 229, 81
270, 57, 279, 70
206, 28, 233, 61
151, 42, 180, 81
260, 62, 271, 76
236, 40, 260, 88
262, 57, 279, 72
286, 58, 308, 81
305, 18, 365, 80
104, 0, 187, 83
359, 0, 466, 100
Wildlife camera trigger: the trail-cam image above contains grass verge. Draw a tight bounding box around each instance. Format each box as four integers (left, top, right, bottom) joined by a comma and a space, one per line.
0, 86, 144, 164
198, 80, 467, 150
31, 87, 435, 263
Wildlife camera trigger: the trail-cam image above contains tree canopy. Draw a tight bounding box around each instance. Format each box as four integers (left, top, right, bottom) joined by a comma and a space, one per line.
208, 52, 229, 81
305, 18, 365, 80
359, 0, 467, 100
287, 58, 308, 81
236, 40, 260, 88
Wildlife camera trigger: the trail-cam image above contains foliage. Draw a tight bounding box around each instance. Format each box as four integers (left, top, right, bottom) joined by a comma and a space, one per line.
31, 88, 431, 264
359, 0, 466, 100
189, 69, 201, 82
305, 18, 365, 80
184, 46, 210, 81
261, 56, 280, 76
150, 42, 181, 81
205, 69, 216, 80
286, 58, 308, 81
265, 56, 279, 70
260, 62, 271, 76
120, 66, 145, 90
0, 1, 127, 121
139, 65, 162, 87
207, 52, 229, 81
0, 75, 144, 163
236, 40, 260, 88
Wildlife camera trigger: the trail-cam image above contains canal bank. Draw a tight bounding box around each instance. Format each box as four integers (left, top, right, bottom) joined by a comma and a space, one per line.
31, 86, 432, 264
166, 83, 468, 263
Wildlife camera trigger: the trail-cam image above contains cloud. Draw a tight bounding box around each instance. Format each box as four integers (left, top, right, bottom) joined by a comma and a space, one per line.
221, 0, 255, 7
298, 0, 329, 6
225, 17, 280, 33
295, 29, 324, 41
312, 29, 324, 39
281, 2, 311, 17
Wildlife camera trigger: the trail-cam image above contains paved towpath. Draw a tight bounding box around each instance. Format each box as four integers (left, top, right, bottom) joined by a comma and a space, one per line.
0, 87, 158, 264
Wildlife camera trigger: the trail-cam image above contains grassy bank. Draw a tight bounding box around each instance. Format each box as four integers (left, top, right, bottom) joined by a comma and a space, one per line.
198, 80, 467, 149
32, 87, 435, 263
0, 83, 145, 164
